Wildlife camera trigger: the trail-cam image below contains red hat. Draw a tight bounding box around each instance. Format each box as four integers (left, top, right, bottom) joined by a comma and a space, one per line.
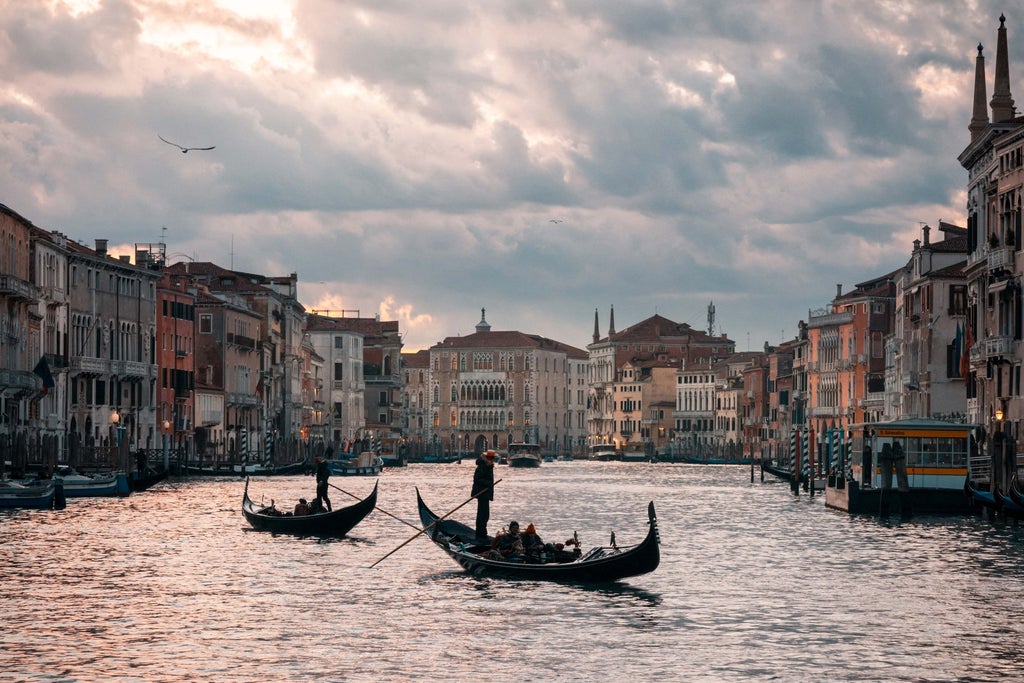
483, 451, 497, 459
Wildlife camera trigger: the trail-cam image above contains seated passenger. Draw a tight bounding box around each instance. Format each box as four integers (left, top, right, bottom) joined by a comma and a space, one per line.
488, 520, 524, 560
293, 498, 311, 516
521, 523, 546, 562
308, 498, 326, 514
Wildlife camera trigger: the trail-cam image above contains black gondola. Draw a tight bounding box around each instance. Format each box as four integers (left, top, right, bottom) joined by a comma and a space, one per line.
1009, 475, 1024, 507
415, 488, 660, 582
242, 478, 377, 536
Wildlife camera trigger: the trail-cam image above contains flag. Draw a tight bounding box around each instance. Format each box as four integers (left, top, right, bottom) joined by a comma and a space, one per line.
255, 374, 264, 398
960, 323, 974, 380
32, 356, 55, 394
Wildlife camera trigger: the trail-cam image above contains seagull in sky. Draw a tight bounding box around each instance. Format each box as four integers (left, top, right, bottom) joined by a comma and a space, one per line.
158, 135, 216, 153
549, 218, 563, 223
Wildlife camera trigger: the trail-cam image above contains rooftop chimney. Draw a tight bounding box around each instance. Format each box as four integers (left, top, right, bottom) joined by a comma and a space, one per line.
95, 238, 108, 256
836, 284, 842, 298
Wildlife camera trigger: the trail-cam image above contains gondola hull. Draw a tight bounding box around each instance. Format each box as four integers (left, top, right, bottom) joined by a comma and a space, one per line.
416, 489, 660, 582
242, 479, 377, 536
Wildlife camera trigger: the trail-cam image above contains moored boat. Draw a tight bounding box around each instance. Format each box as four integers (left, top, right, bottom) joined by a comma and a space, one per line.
0, 479, 57, 509
416, 488, 660, 582
55, 468, 129, 497
326, 452, 384, 476
242, 478, 378, 536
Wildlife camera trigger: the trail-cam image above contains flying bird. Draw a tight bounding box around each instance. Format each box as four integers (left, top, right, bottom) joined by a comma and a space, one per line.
549, 219, 563, 223
158, 135, 216, 153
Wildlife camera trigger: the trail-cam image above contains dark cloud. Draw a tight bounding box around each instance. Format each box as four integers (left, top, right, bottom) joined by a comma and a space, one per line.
0, 1, 995, 350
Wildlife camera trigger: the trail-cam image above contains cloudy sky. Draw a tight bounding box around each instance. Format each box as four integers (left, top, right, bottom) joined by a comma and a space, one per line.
0, 1, 1012, 351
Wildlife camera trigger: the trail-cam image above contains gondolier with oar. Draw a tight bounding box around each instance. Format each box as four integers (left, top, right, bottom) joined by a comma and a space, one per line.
473, 450, 498, 540
315, 455, 332, 512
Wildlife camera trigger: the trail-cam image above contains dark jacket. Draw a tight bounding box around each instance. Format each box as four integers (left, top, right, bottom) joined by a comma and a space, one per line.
316, 459, 330, 484
472, 456, 495, 501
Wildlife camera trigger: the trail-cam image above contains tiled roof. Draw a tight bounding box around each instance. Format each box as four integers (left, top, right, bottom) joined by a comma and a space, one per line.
306, 313, 399, 336
597, 314, 729, 344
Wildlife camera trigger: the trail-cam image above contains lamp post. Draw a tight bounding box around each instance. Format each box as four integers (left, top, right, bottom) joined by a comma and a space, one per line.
994, 407, 1005, 493
111, 410, 126, 472
162, 420, 171, 471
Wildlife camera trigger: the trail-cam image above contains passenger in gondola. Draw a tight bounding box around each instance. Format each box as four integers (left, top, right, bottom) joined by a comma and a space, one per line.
308, 497, 325, 514
293, 498, 311, 516
521, 523, 546, 562
489, 520, 524, 560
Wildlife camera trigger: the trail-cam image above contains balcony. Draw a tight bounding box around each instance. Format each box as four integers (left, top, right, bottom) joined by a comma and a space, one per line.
226, 392, 259, 407
902, 372, 919, 389
41, 286, 67, 304
987, 245, 1015, 272
985, 335, 1014, 358
0, 368, 37, 393
113, 360, 151, 379
70, 357, 109, 376
0, 274, 35, 301
226, 333, 256, 350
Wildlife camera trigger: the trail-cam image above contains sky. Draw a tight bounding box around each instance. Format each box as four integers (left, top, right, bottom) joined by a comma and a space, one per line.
0, 1, 1013, 352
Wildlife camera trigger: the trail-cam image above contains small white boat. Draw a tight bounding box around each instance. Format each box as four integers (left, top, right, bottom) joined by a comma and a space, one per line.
54, 468, 129, 497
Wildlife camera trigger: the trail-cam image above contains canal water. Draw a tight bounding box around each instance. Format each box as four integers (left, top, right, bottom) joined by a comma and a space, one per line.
2, 461, 1023, 682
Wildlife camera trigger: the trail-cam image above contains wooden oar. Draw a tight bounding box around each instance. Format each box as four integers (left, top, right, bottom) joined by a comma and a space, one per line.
368, 478, 502, 569
329, 481, 419, 531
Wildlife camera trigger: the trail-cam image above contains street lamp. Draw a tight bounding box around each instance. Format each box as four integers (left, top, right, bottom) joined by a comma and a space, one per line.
111, 410, 125, 447
162, 419, 172, 471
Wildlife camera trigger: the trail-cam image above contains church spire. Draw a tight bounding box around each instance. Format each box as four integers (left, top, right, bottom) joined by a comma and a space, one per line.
475, 307, 491, 333
608, 305, 616, 336
970, 42, 989, 141
991, 14, 1016, 123
593, 307, 600, 344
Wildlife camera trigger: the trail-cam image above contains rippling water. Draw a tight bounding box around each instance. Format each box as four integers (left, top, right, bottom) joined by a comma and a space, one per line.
3, 461, 1024, 682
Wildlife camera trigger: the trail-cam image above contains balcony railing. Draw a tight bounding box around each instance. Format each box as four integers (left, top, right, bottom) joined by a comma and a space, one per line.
69, 357, 109, 375
0, 275, 35, 301
985, 335, 1014, 358
226, 333, 256, 350
987, 246, 1015, 271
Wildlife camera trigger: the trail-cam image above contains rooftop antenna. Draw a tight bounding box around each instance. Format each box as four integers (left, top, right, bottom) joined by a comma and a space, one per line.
230, 233, 234, 270
707, 301, 716, 336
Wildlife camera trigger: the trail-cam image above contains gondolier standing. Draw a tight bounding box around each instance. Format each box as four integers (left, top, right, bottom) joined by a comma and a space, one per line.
472, 450, 497, 540
315, 455, 332, 512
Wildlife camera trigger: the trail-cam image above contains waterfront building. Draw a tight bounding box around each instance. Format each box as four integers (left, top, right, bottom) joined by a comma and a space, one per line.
674, 358, 717, 458
305, 311, 402, 449
959, 14, 1024, 490
429, 309, 582, 456
401, 349, 431, 458
805, 277, 895, 460
191, 282, 264, 464
166, 263, 305, 462
297, 333, 325, 456
890, 223, 969, 422
29, 225, 70, 470
611, 357, 679, 453
0, 205, 47, 474
304, 313, 366, 448
155, 268, 196, 464
564, 351, 589, 456
66, 238, 160, 470
588, 307, 735, 451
